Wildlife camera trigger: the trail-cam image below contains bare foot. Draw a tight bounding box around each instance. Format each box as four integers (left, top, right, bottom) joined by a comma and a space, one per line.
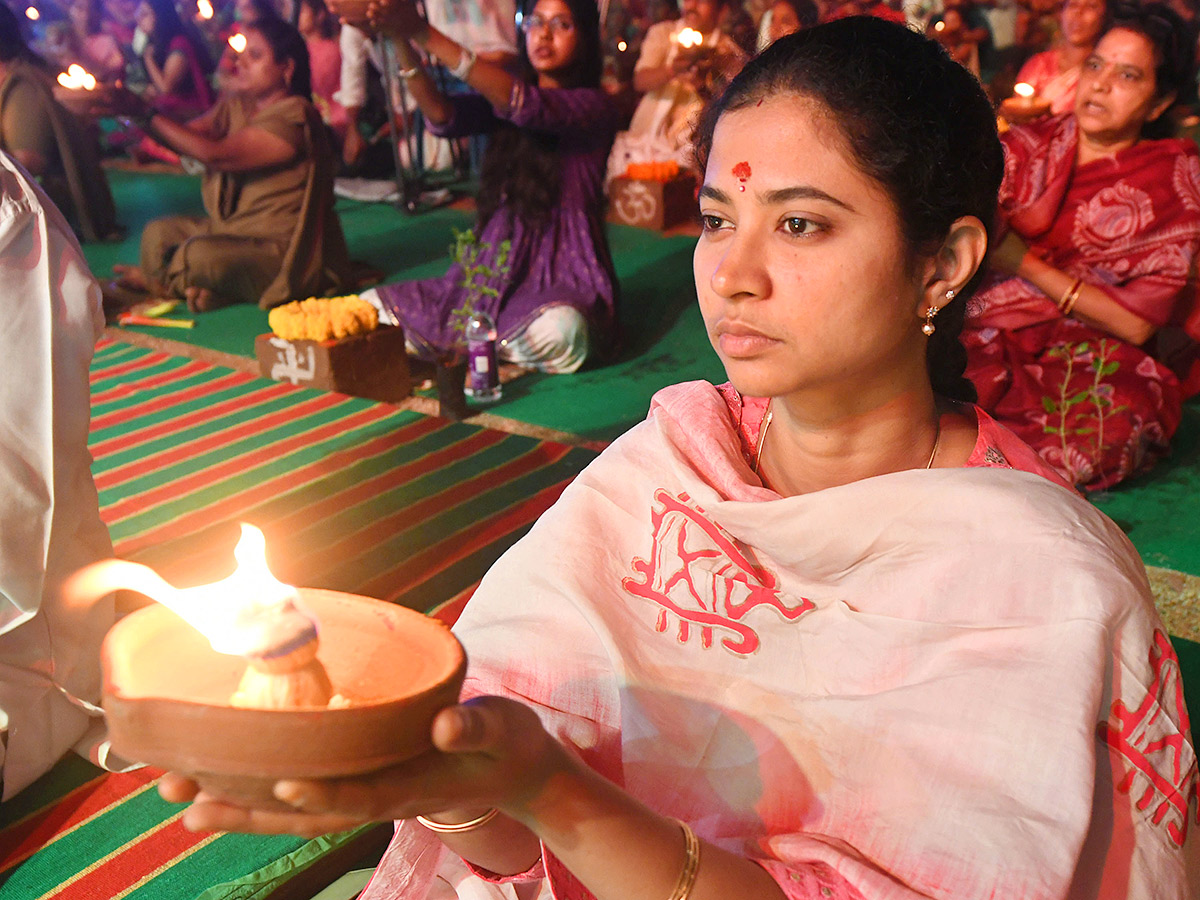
113, 264, 149, 291
184, 286, 232, 313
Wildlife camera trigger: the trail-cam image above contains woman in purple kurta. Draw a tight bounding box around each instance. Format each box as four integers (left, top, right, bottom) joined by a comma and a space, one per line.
360, 0, 618, 373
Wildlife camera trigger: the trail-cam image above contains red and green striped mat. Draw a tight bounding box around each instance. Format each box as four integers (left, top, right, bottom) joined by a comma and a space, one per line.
0, 339, 597, 899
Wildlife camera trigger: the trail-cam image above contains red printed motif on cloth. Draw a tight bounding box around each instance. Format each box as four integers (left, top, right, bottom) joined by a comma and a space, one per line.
623, 490, 814, 653
1099, 630, 1199, 847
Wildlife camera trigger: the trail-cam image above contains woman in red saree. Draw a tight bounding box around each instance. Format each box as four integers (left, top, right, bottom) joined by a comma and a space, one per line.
964, 3, 1200, 489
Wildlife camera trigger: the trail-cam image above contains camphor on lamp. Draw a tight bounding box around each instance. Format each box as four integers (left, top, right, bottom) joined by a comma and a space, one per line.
66, 524, 334, 710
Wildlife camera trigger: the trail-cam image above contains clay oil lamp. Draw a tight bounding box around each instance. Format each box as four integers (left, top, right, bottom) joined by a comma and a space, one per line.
69, 524, 466, 809
54, 63, 114, 117
999, 82, 1051, 125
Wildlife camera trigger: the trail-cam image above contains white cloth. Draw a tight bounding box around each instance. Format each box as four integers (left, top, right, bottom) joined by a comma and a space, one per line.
426, 0, 518, 58
362, 381, 1197, 899
0, 151, 114, 799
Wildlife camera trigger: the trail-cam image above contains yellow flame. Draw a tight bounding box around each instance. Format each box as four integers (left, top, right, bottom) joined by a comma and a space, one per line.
934, 20, 945, 31
197, 0, 213, 18
617, 40, 627, 52
677, 27, 704, 49
228, 32, 247, 53
57, 64, 97, 90
66, 524, 303, 657
1013, 82, 1035, 98
25, 6, 39, 20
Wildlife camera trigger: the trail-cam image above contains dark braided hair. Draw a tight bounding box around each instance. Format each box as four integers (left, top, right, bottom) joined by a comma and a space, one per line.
693, 17, 1004, 402
475, 0, 604, 230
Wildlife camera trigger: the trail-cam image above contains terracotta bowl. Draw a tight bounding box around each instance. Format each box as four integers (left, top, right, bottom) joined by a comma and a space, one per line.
102, 589, 466, 808
998, 95, 1052, 125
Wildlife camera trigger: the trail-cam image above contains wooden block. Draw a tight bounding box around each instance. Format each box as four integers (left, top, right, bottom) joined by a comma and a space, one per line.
254, 326, 412, 402
608, 174, 697, 231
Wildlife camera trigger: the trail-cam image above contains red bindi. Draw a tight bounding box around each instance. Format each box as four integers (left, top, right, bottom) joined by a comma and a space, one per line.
732, 161, 751, 192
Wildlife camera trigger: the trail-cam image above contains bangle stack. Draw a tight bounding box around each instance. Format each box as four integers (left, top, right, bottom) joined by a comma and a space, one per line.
449, 46, 477, 81
416, 807, 499, 834
666, 819, 701, 900
1059, 277, 1082, 316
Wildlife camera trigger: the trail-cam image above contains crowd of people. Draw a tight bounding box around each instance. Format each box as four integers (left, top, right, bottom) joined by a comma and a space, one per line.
1, 0, 1198, 487
3, 0, 1200, 895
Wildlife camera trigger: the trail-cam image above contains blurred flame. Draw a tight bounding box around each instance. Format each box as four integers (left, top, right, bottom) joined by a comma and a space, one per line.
197, 0, 213, 18
934, 20, 945, 31
58, 63, 98, 91
677, 27, 704, 48
25, 7, 39, 20
228, 32, 247, 53
617, 40, 627, 52
66, 524, 306, 657
1013, 82, 1035, 98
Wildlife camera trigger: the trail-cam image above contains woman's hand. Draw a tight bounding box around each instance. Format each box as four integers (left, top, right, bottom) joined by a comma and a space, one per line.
367, 0, 429, 41
160, 696, 573, 837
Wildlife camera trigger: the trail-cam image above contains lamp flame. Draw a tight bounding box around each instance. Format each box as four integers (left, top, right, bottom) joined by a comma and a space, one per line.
617, 40, 627, 52
228, 32, 247, 53
197, 0, 213, 18
66, 524, 315, 659
676, 27, 704, 49
57, 64, 98, 91
1013, 82, 1035, 99
25, 6, 39, 20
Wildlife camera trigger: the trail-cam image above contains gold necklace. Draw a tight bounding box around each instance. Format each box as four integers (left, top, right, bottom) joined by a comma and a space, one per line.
752, 400, 942, 476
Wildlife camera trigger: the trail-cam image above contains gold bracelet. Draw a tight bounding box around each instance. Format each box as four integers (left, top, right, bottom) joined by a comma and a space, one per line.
415, 807, 499, 834
666, 819, 701, 900
1059, 277, 1082, 315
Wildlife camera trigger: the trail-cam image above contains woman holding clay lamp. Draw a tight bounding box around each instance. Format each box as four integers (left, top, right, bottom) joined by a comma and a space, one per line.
158, 18, 1196, 900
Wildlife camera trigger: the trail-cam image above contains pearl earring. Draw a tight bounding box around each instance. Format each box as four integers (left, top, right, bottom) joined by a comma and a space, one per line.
922, 289, 955, 336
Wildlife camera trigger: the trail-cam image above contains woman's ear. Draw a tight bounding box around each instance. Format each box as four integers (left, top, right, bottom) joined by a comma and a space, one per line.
283, 57, 296, 88
1148, 90, 1177, 123
917, 215, 988, 316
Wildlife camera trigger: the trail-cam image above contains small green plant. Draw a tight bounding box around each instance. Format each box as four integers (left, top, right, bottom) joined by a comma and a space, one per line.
447, 228, 512, 339
1041, 338, 1127, 483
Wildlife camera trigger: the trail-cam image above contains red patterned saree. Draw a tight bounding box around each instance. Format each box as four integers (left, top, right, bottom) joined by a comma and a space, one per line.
964, 114, 1200, 489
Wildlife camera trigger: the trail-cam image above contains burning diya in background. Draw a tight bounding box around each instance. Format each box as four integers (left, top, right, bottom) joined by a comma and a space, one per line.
69, 524, 465, 807
999, 82, 1052, 124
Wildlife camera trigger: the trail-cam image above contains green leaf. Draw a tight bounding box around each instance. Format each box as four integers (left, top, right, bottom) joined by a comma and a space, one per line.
1041, 396, 1058, 413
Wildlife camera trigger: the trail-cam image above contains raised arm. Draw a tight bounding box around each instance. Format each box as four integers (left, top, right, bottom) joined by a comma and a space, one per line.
114, 91, 298, 172
362, 0, 517, 115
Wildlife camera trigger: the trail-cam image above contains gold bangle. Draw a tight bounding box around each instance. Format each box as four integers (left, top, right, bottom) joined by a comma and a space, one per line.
415, 807, 500, 834
666, 819, 701, 900
1059, 277, 1082, 315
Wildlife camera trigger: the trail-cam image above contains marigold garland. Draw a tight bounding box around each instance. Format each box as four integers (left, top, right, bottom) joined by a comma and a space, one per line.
268, 296, 379, 342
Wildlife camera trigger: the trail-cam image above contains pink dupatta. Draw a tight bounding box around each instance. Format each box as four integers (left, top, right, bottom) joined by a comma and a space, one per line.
362, 382, 1197, 900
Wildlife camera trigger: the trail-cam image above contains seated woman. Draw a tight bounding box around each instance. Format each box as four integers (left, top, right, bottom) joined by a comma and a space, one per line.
160, 18, 1195, 900
1012, 0, 1108, 117
297, 0, 348, 147
346, 0, 619, 373
964, 3, 1200, 489
755, 0, 819, 51
45, 0, 128, 83
113, 16, 352, 312
0, 4, 120, 242
135, 0, 214, 122
607, 0, 747, 182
